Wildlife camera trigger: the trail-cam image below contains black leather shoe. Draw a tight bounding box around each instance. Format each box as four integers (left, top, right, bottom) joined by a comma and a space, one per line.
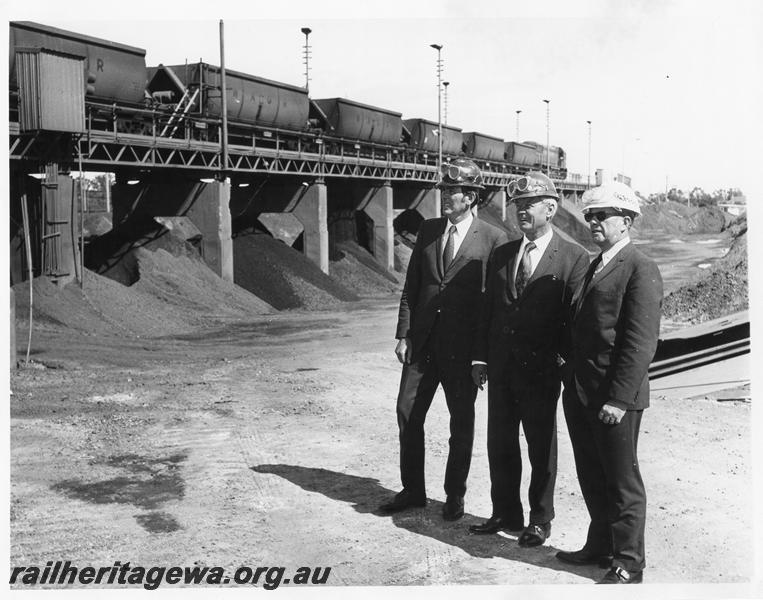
518, 522, 551, 547
468, 515, 524, 534
597, 566, 643, 584
442, 495, 465, 521
379, 490, 426, 513
556, 548, 613, 569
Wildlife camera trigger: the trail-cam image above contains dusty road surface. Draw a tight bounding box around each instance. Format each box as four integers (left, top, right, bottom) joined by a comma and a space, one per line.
10, 296, 754, 593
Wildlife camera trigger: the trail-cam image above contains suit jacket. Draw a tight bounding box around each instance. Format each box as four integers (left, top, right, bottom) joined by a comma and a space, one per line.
571, 241, 663, 410
396, 216, 508, 366
472, 230, 589, 387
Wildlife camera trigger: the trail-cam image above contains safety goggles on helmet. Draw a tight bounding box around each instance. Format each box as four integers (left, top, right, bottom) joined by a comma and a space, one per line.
440, 162, 473, 184
507, 176, 551, 198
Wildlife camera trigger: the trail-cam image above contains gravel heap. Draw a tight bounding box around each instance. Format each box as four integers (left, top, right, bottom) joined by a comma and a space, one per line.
635, 201, 734, 235
329, 241, 402, 297
553, 201, 601, 252
661, 215, 748, 323
13, 245, 274, 338
394, 234, 414, 274
233, 231, 359, 310
478, 201, 522, 238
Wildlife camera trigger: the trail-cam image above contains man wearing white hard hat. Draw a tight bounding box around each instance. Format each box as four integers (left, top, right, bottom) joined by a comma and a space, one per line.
557, 181, 663, 584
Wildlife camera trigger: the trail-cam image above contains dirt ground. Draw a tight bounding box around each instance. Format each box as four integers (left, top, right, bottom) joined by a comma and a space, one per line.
9, 295, 755, 594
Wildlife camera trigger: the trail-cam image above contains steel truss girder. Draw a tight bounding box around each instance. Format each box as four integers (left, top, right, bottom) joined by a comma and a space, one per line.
9, 124, 588, 192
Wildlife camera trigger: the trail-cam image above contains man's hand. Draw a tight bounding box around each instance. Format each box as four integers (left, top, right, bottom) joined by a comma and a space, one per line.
395, 338, 412, 364
598, 403, 626, 425
471, 364, 488, 390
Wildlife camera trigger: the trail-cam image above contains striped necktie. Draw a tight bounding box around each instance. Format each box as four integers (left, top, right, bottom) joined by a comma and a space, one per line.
514, 241, 536, 296
443, 225, 457, 266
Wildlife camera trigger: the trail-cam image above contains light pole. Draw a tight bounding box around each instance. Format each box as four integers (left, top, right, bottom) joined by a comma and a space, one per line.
542, 99, 550, 176
430, 43, 443, 169
301, 27, 312, 91
586, 120, 592, 189
443, 81, 450, 125
515, 109, 522, 140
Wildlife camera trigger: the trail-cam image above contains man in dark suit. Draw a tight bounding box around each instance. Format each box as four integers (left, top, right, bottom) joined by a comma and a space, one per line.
556, 181, 662, 584
379, 158, 508, 521
469, 171, 589, 547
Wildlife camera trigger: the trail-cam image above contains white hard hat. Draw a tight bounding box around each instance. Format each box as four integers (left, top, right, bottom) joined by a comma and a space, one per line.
581, 181, 641, 215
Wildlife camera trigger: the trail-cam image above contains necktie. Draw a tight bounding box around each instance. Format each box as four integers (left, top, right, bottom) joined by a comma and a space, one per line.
580, 254, 603, 296
443, 225, 457, 266
514, 241, 536, 297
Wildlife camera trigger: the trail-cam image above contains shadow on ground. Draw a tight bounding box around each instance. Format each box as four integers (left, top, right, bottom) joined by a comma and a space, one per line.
252, 463, 602, 581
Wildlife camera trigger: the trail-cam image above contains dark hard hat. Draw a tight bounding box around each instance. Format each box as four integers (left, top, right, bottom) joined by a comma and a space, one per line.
437, 158, 485, 190
507, 171, 559, 201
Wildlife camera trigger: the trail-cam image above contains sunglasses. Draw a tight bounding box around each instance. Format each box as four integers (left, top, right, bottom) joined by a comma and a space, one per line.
507, 176, 549, 197
584, 210, 622, 222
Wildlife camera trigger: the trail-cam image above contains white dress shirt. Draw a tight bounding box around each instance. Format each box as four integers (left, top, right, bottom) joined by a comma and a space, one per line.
596, 237, 631, 274
442, 213, 474, 260
472, 228, 554, 367
512, 228, 554, 282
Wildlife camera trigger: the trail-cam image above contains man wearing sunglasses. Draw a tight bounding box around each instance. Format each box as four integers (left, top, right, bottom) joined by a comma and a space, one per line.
380, 158, 508, 521
470, 171, 589, 548
557, 181, 662, 584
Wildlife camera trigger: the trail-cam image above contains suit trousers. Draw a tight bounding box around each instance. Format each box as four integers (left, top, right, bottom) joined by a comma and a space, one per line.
487, 379, 560, 525
562, 388, 646, 572
395, 326, 478, 499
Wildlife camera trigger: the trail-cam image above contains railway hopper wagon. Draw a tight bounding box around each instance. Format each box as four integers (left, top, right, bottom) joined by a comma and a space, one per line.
148, 62, 310, 140
311, 98, 402, 145
310, 97, 403, 158
9, 21, 573, 186
9, 21, 148, 105
462, 132, 505, 162
403, 118, 463, 162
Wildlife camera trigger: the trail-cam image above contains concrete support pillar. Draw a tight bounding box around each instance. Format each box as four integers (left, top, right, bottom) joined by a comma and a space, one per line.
292, 181, 329, 274
358, 184, 394, 271
485, 188, 507, 221
411, 188, 440, 221
185, 179, 233, 282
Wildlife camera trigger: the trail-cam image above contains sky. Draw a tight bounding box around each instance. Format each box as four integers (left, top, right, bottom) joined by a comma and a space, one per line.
6, 0, 763, 197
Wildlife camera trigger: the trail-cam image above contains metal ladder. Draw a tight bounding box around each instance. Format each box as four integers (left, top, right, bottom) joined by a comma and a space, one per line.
159, 87, 200, 138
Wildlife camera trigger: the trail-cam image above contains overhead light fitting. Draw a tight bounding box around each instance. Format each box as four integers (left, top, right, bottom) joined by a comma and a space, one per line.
238, 182, 250, 188
127, 179, 140, 185
27, 173, 45, 180
200, 177, 216, 183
